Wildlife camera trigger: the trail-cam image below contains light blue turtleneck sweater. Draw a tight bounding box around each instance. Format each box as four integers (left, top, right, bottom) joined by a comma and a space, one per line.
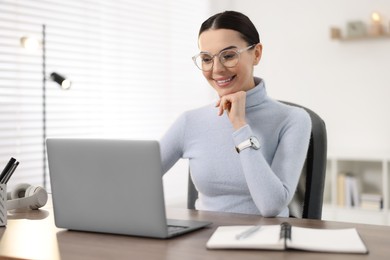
160, 78, 311, 217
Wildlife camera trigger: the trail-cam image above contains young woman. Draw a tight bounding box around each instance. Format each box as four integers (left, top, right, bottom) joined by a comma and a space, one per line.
160, 11, 311, 217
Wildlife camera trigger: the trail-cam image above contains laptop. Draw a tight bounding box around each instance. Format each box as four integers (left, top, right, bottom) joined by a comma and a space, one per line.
46, 138, 211, 238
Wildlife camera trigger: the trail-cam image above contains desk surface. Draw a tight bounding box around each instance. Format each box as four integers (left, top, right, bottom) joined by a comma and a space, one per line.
1, 200, 389, 260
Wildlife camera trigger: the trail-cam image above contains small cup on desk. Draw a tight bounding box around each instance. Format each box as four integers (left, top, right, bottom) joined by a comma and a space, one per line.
0, 184, 7, 226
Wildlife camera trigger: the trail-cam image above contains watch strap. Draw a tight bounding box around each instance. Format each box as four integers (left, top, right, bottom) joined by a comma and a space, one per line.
235, 139, 252, 153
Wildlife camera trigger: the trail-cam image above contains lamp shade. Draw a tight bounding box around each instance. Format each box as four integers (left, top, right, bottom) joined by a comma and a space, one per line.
50, 72, 71, 89
20, 36, 40, 50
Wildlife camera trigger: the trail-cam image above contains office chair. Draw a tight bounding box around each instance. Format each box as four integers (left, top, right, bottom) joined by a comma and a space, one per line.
187, 101, 327, 219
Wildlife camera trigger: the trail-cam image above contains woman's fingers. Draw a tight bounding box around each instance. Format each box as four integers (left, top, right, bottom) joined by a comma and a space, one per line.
216, 91, 247, 129
216, 96, 231, 116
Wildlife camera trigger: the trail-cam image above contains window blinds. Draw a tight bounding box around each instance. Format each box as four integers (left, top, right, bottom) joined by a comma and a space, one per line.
0, 0, 212, 191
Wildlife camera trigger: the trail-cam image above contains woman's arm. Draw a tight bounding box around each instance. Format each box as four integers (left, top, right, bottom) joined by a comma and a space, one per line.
233, 109, 311, 217
159, 113, 187, 175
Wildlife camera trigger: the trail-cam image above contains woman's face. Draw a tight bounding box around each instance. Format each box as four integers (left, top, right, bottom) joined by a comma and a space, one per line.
198, 29, 262, 97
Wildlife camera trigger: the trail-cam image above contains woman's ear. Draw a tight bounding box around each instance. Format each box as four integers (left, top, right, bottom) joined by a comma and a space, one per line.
253, 43, 263, 65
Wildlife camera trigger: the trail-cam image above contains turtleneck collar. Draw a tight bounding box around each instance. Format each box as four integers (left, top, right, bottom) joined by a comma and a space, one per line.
245, 77, 267, 108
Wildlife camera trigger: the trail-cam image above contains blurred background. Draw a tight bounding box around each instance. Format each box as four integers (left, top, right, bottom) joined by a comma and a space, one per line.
1, 0, 389, 224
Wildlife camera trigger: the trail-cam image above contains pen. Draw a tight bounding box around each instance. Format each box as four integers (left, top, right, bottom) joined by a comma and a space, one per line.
280, 222, 292, 248
3, 161, 19, 184
235, 225, 261, 240
0, 157, 16, 183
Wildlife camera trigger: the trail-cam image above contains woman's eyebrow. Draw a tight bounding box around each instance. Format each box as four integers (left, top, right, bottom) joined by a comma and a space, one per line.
200, 45, 238, 55
220, 45, 237, 51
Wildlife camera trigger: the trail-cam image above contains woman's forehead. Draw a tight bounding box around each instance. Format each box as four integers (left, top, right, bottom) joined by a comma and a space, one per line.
198, 29, 245, 53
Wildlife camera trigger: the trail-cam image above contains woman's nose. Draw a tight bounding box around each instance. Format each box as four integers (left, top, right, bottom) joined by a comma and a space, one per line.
212, 57, 225, 72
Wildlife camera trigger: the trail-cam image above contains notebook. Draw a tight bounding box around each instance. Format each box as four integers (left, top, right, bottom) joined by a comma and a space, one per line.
46, 138, 211, 238
207, 222, 368, 254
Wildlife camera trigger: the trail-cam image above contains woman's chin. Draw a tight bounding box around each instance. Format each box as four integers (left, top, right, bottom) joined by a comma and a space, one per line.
212, 83, 234, 96
214, 86, 236, 97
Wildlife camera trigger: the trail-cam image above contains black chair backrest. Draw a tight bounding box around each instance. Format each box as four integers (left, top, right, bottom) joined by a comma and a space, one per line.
281, 101, 327, 219
187, 101, 327, 219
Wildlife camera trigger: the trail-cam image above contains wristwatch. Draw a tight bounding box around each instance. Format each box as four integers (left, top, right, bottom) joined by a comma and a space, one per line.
235, 136, 260, 153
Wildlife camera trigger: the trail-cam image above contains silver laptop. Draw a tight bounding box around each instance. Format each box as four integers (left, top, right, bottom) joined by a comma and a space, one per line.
46, 138, 211, 238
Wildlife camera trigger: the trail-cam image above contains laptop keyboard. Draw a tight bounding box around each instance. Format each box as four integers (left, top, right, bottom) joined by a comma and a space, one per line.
167, 225, 188, 235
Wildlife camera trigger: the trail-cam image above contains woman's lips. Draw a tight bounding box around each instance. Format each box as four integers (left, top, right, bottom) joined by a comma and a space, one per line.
214, 76, 236, 88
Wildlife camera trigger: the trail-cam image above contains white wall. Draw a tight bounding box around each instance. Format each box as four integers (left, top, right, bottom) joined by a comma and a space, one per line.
210, 0, 390, 155
163, 3, 215, 208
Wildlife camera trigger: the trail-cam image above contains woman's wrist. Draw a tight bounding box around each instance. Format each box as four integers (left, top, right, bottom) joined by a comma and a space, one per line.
232, 120, 247, 130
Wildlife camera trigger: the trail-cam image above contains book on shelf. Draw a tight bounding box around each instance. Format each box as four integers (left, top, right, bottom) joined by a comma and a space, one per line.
337, 173, 346, 206
360, 193, 383, 210
337, 173, 360, 208
346, 174, 360, 208
206, 222, 368, 254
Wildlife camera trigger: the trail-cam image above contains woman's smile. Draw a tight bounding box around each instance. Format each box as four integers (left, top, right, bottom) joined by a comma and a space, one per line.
214, 75, 236, 88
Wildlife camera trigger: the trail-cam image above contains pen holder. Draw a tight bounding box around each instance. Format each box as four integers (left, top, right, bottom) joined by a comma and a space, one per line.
0, 184, 7, 226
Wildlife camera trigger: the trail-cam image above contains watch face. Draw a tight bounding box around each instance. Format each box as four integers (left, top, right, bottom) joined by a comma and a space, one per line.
250, 137, 260, 149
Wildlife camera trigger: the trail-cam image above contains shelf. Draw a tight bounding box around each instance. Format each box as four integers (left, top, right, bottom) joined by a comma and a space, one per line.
322, 204, 387, 226
328, 152, 390, 161
324, 203, 385, 213
338, 34, 390, 41
324, 155, 390, 226
330, 26, 390, 42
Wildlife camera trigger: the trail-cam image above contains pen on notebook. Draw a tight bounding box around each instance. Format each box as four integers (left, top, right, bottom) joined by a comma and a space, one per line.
280, 222, 292, 241
235, 225, 261, 240
0, 157, 16, 183
3, 161, 19, 184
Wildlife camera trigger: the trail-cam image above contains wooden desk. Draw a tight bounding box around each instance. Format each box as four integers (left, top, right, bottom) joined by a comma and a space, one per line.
0, 200, 389, 260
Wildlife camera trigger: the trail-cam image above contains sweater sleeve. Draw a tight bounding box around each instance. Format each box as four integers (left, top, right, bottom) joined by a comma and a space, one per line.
159, 113, 186, 175
232, 108, 311, 217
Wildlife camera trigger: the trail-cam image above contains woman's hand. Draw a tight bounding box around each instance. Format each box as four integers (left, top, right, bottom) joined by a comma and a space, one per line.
216, 91, 247, 130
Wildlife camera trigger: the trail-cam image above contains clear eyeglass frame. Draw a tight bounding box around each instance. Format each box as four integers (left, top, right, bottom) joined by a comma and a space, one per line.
192, 44, 256, 72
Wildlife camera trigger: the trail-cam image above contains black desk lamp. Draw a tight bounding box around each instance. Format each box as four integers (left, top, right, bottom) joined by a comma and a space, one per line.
20, 24, 71, 188
50, 72, 72, 90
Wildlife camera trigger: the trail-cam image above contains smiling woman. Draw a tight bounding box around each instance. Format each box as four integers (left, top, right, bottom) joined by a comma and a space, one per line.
159, 11, 312, 217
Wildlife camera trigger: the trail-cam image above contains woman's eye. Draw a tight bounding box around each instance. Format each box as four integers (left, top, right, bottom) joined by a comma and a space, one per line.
222, 52, 236, 60
202, 56, 213, 63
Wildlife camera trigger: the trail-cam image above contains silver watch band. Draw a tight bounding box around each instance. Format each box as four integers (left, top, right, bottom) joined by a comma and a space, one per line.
235, 139, 252, 153
235, 136, 260, 153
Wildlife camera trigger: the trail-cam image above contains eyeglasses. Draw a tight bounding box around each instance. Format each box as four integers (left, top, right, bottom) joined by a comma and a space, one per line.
192, 44, 256, 72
